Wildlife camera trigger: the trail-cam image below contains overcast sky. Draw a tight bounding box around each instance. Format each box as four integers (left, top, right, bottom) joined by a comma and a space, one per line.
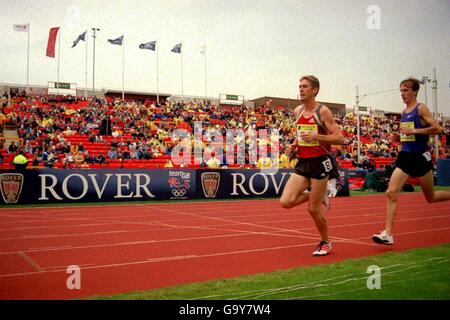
1, 0, 449, 115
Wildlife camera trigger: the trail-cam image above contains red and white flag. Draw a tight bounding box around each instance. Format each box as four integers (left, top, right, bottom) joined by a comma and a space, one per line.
13, 24, 29, 32
46, 27, 60, 58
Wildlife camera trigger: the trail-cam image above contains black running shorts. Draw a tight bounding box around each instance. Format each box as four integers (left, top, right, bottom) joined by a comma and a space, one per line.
294, 155, 332, 180
395, 151, 433, 178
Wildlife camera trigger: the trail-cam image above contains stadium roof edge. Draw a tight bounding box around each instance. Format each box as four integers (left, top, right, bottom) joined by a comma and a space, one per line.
250, 96, 346, 112
104, 89, 172, 96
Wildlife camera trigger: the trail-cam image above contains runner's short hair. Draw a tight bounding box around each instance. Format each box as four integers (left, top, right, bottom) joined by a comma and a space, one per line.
300, 75, 320, 96
400, 77, 420, 92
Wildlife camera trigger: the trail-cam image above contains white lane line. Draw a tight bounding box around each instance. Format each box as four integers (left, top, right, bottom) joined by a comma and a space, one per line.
0, 241, 320, 278
17, 251, 45, 272
1, 227, 449, 278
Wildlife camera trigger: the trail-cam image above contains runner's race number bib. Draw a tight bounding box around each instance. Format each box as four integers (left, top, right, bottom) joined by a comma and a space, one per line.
400, 122, 415, 142
422, 151, 432, 162
297, 124, 319, 146
322, 158, 332, 172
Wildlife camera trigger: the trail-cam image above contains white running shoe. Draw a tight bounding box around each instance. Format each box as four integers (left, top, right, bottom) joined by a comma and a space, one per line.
372, 230, 394, 245
312, 241, 332, 256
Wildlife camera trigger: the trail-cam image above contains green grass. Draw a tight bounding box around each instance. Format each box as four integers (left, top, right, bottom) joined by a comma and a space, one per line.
90, 244, 450, 300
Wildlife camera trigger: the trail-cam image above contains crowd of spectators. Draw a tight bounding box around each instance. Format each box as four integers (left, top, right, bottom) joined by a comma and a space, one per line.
0, 92, 449, 170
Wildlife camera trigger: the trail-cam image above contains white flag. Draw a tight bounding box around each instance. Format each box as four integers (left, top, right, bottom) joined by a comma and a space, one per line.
13, 24, 29, 32
199, 46, 205, 55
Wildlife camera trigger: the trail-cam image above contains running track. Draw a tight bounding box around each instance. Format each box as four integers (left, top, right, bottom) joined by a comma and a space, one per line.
0, 194, 449, 299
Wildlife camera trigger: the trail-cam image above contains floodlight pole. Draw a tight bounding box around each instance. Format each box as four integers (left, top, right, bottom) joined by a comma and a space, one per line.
431, 69, 439, 160
92, 28, 100, 96
420, 76, 430, 106
356, 86, 361, 163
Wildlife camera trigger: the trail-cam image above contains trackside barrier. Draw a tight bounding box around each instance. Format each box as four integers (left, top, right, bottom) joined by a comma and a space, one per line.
0, 168, 349, 205
436, 159, 450, 186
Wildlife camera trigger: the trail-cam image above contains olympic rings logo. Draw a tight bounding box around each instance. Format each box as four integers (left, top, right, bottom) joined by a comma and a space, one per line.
171, 188, 187, 197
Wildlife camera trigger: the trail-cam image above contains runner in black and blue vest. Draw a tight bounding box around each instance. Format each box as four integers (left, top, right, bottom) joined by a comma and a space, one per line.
372, 77, 450, 245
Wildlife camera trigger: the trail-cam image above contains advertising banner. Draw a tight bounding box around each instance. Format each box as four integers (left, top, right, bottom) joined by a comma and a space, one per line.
0, 168, 349, 205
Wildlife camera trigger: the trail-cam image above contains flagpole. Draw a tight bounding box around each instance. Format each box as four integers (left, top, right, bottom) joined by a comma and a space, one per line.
432, 68, 439, 160
204, 45, 207, 100
57, 27, 61, 95
85, 32, 88, 98
181, 43, 183, 97
122, 36, 125, 101
92, 28, 100, 97
26, 23, 30, 95
156, 40, 159, 104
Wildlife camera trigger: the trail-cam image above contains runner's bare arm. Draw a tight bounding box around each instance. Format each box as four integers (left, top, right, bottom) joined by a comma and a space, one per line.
315, 107, 344, 145
290, 105, 303, 148
416, 104, 442, 135
399, 104, 442, 135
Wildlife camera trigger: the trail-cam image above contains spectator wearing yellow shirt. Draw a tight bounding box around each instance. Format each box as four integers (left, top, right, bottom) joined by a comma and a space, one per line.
206, 152, 221, 169
257, 154, 272, 169
0, 112, 6, 127
164, 159, 174, 168
289, 157, 298, 169
278, 149, 291, 169
13, 150, 28, 170
70, 142, 79, 155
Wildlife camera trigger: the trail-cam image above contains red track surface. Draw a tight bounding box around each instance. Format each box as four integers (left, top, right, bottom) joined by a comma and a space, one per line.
0, 194, 449, 299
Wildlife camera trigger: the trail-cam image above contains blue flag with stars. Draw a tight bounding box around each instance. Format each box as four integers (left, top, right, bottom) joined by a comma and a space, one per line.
71, 31, 86, 48
108, 35, 124, 46
139, 41, 156, 51
171, 43, 182, 54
